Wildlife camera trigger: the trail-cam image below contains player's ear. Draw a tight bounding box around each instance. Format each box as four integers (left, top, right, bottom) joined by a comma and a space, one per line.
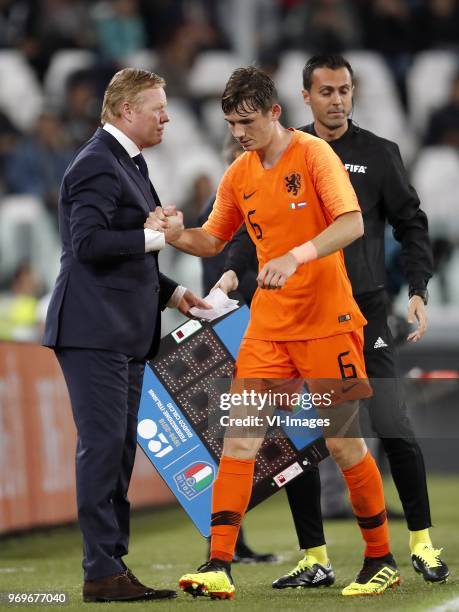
271, 103, 282, 121
302, 89, 311, 107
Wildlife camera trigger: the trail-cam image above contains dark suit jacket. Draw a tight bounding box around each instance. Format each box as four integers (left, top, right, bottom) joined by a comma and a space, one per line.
43, 127, 177, 360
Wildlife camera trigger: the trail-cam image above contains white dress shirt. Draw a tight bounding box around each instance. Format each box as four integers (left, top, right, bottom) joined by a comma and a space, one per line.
102, 123, 186, 308
103, 123, 164, 252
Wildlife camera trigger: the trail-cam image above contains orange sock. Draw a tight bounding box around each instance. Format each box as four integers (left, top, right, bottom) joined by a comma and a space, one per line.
210, 455, 255, 562
342, 451, 390, 558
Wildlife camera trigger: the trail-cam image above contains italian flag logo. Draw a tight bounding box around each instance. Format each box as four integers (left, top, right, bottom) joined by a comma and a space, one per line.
174, 461, 215, 500
185, 463, 214, 492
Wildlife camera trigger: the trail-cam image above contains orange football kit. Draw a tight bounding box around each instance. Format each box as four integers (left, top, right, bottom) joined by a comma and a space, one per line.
204, 129, 370, 397
202, 130, 388, 565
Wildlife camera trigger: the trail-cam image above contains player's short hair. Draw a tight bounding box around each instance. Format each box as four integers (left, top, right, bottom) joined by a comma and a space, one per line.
101, 68, 165, 124
221, 66, 278, 116
302, 54, 354, 90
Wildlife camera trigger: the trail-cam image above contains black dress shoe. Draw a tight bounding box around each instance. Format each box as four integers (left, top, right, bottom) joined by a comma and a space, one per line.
83, 570, 177, 602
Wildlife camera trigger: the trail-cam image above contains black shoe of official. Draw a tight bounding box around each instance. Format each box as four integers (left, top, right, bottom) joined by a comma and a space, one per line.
272, 554, 335, 589
234, 542, 278, 564
411, 544, 449, 583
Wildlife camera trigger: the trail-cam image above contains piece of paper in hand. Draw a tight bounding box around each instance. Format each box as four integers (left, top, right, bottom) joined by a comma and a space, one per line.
189, 288, 239, 321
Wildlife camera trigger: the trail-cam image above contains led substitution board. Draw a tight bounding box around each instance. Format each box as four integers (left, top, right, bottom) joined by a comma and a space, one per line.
137, 306, 327, 536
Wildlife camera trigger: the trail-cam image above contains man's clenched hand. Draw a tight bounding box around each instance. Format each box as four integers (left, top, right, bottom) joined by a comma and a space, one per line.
256, 252, 298, 289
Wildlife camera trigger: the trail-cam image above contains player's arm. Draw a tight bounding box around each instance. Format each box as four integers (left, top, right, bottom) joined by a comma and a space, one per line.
146, 168, 243, 259
170, 227, 227, 257
382, 141, 432, 342
258, 139, 363, 289
214, 225, 257, 293
298, 209, 363, 257
257, 210, 362, 289
144, 206, 226, 256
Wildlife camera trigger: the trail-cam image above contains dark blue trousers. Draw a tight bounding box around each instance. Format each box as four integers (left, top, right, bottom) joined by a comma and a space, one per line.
56, 348, 145, 580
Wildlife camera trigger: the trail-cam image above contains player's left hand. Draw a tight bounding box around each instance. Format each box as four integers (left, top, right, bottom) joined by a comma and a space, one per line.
407, 295, 427, 342
257, 253, 298, 289
177, 289, 212, 317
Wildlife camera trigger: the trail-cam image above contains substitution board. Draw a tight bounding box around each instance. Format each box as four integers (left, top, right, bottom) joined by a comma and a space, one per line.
137, 306, 327, 536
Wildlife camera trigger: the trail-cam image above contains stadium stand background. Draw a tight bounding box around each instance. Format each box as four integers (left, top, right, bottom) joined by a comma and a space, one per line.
0, 0, 458, 532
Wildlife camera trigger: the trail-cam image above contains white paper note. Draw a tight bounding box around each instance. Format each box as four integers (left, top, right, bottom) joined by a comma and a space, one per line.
189, 288, 239, 321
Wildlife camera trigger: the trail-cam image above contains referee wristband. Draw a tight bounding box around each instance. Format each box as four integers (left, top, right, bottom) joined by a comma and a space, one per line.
289, 241, 318, 265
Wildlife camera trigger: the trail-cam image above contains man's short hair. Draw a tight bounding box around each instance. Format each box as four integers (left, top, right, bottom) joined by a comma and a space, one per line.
101, 68, 165, 124
221, 66, 278, 116
302, 54, 354, 90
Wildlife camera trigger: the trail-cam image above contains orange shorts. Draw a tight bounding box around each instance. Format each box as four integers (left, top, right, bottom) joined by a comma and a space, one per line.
234, 329, 372, 405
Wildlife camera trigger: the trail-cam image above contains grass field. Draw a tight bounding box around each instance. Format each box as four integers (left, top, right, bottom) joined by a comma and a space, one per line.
1, 476, 458, 612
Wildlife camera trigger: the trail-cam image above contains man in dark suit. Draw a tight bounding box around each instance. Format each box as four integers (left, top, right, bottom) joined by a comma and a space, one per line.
43, 68, 209, 602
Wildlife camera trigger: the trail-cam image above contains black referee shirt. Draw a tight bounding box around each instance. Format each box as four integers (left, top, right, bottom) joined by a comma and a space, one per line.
300, 120, 433, 296
225, 121, 433, 298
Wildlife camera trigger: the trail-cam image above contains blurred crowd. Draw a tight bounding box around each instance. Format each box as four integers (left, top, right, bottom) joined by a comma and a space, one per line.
1, 1, 458, 92
0, 0, 458, 340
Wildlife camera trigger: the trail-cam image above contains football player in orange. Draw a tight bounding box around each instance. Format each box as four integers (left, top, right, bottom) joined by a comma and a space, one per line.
146, 66, 399, 599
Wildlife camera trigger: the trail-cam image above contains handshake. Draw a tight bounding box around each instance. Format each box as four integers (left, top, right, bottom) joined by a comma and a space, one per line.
144, 206, 184, 243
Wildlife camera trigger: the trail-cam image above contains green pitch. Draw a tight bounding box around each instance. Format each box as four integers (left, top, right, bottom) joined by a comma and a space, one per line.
1, 476, 458, 611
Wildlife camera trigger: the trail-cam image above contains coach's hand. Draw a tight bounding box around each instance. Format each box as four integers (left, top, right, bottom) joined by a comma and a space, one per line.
144, 210, 167, 231
145, 209, 184, 241
407, 295, 427, 342
177, 289, 212, 317
146, 205, 179, 228
153, 205, 178, 219
257, 252, 298, 289
213, 270, 239, 294
162, 205, 178, 217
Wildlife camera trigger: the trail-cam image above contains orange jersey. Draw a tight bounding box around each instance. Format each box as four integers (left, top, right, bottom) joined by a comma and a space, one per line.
203, 129, 366, 340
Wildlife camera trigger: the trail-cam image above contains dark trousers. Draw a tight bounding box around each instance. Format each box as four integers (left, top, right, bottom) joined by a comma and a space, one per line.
285, 290, 431, 549
56, 348, 145, 580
